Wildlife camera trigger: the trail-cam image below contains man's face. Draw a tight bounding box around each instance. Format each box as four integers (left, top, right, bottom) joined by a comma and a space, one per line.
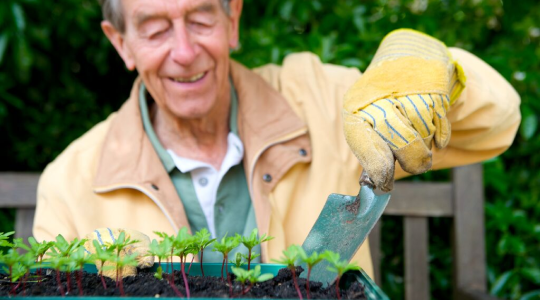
103, 0, 242, 120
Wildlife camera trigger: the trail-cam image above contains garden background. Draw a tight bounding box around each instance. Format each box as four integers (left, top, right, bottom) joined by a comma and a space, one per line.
0, 0, 539, 299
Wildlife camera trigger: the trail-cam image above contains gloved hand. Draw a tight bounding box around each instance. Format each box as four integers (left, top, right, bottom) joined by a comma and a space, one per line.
83, 228, 154, 279
343, 29, 466, 192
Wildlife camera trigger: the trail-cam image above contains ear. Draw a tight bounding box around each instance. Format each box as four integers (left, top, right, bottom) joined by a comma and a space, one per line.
101, 20, 136, 71
227, 0, 243, 50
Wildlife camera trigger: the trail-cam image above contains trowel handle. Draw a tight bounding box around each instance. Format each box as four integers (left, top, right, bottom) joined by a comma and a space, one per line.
359, 170, 375, 189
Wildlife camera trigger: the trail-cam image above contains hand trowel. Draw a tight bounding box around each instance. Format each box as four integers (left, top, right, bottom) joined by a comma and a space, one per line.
300, 171, 391, 285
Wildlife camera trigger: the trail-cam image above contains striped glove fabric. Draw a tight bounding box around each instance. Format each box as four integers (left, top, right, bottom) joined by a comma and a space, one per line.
83, 228, 154, 279
343, 29, 466, 192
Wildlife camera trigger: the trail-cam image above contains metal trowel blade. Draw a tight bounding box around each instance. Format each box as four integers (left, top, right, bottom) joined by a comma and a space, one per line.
300, 185, 391, 285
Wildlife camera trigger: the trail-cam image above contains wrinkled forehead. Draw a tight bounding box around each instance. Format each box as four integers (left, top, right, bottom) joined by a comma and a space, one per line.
122, 0, 224, 23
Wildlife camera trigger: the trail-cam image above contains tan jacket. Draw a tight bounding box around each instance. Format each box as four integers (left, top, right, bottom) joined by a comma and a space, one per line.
34, 50, 520, 278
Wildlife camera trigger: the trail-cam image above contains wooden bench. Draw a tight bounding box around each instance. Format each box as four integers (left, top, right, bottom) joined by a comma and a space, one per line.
0, 166, 499, 300
370, 164, 501, 300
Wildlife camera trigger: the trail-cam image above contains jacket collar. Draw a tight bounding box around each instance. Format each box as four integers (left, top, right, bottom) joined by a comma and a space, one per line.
93, 59, 308, 228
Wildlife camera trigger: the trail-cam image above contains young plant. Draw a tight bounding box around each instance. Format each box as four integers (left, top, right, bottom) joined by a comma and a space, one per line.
171, 227, 196, 298
323, 251, 360, 300
146, 238, 170, 280
154, 231, 176, 274
104, 231, 138, 286
296, 246, 324, 299
233, 252, 245, 268
22, 237, 54, 283
240, 228, 273, 270
105, 252, 138, 297
0, 249, 26, 295
92, 239, 114, 289
69, 246, 95, 296
272, 245, 303, 299
231, 265, 274, 295
212, 234, 241, 281
193, 228, 215, 276
49, 234, 87, 294
44, 255, 70, 297
0, 231, 15, 248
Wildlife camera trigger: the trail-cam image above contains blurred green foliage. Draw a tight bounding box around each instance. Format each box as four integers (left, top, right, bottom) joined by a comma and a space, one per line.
1, 0, 539, 299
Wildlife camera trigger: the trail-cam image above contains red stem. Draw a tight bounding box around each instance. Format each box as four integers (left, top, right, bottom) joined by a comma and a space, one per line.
100, 261, 107, 289
247, 248, 252, 270
291, 266, 303, 300
228, 272, 233, 297
200, 248, 205, 277
221, 259, 225, 281
335, 276, 341, 300
56, 269, 65, 297
22, 271, 29, 296
306, 267, 312, 299
168, 273, 184, 297
187, 256, 195, 275
181, 257, 190, 298
66, 271, 72, 294
8, 265, 15, 296
118, 268, 125, 297
78, 266, 84, 296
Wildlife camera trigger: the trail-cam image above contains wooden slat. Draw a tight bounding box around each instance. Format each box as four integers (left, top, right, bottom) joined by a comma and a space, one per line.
368, 219, 382, 286
15, 208, 35, 240
405, 216, 429, 300
453, 164, 487, 293
0, 172, 40, 207
457, 289, 501, 300
386, 182, 453, 217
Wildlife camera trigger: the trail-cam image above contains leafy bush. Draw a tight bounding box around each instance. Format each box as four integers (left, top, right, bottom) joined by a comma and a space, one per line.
1, 0, 539, 299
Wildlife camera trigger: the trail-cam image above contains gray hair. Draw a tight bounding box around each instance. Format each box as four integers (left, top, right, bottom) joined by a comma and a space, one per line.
98, 0, 231, 33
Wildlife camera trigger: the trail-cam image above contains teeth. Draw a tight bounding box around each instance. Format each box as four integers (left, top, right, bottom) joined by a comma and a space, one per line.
173, 72, 204, 83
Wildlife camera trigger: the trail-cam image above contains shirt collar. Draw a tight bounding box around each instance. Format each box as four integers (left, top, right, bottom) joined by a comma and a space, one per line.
139, 78, 241, 173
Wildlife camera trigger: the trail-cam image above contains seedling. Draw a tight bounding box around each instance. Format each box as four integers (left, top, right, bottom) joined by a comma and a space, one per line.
171, 228, 195, 298
0, 249, 27, 295
105, 252, 138, 297
0, 231, 15, 248
69, 247, 94, 296
231, 264, 274, 295
17, 237, 54, 283
213, 234, 241, 281
103, 231, 138, 286
193, 228, 215, 276
45, 255, 70, 297
233, 252, 244, 268
91, 239, 114, 289
296, 246, 324, 299
240, 228, 273, 270
272, 245, 303, 299
49, 235, 87, 294
323, 251, 360, 300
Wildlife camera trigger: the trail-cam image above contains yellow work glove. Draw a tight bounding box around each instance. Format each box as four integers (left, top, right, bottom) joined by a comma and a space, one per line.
343, 29, 466, 192
83, 228, 154, 280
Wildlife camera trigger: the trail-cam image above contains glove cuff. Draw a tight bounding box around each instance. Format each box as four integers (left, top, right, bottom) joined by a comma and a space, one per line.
344, 29, 466, 113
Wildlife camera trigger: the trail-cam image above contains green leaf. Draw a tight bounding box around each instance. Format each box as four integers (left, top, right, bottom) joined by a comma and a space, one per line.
10, 3, 26, 32
0, 33, 8, 65
521, 268, 540, 285
520, 113, 538, 140
520, 290, 540, 300
490, 270, 515, 296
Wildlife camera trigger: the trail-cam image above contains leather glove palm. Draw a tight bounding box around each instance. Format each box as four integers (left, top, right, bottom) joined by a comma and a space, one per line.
343, 29, 466, 192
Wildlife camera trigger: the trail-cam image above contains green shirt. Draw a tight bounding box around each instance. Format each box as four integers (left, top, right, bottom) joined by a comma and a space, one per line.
139, 82, 259, 263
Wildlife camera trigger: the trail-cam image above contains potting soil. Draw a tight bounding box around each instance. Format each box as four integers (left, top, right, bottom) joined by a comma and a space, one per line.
0, 266, 366, 299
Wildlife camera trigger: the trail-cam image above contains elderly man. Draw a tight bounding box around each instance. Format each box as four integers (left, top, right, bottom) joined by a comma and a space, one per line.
33, 0, 520, 278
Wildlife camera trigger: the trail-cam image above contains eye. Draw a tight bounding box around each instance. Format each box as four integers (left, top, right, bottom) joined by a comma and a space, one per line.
139, 19, 170, 39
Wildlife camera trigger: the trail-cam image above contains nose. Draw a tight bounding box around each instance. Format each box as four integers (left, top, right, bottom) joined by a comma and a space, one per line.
170, 24, 198, 65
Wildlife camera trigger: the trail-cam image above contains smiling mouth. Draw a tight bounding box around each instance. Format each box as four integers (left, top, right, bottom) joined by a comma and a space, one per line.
172, 72, 206, 83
